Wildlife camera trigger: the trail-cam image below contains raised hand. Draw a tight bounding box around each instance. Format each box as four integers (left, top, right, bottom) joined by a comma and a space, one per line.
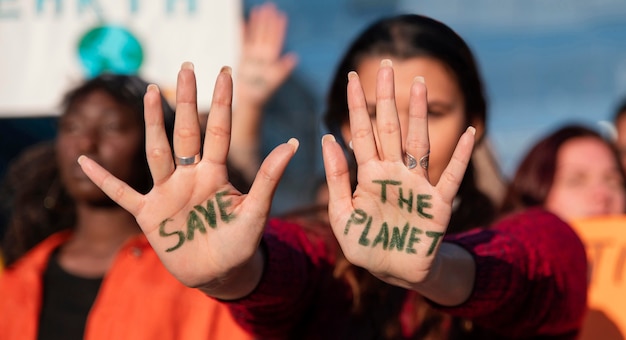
321, 59, 475, 291
231, 2, 298, 182
235, 2, 297, 108
78, 63, 298, 299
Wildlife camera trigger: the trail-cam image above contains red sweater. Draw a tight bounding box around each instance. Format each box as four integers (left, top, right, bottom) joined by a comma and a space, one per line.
227, 208, 588, 339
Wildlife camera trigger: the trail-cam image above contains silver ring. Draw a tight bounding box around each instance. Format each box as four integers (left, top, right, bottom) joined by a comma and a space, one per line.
175, 154, 200, 166
404, 152, 417, 170
419, 151, 430, 170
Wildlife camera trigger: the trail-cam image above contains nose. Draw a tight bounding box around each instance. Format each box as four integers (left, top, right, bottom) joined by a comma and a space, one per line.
76, 129, 98, 154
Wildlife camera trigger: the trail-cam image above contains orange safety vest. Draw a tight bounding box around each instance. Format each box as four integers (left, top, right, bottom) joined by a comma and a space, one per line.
0, 231, 253, 340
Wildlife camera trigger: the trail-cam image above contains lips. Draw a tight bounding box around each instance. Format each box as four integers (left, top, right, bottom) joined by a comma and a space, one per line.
67, 154, 100, 181
584, 207, 615, 217
72, 165, 90, 180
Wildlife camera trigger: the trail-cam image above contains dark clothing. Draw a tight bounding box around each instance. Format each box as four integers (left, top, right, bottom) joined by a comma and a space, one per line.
38, 251, 102, 340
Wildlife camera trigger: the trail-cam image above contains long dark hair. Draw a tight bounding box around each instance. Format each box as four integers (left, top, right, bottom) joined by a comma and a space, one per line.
502, 124, 626, 214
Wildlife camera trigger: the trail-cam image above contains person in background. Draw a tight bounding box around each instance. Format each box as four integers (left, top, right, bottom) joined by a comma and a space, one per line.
501, 124, 626, 222
471, 140, 507, 208
77, 14, 588, 339
0, 74, 252, 340
501, 124, 626, 340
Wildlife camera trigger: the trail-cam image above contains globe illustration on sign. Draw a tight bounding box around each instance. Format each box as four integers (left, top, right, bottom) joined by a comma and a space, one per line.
77, 25, 144, 78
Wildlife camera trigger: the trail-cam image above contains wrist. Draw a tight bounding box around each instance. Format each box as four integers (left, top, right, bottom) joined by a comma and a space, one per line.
198, 247, 265, 300
412, 242, 476, 306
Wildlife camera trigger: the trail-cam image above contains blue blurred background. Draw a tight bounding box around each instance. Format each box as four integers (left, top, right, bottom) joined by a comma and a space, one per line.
2, 0, 626, 214
249, 0, 626, 212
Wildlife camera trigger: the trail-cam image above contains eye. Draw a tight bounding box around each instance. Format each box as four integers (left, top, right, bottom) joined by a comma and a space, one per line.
562, 174, 586, 188
427, 102, 455, 119
366, 104, 376, 121
58, 116, 82, 134
100, 112, 132, 133
427, 110, 445, 118
102, 121, 123, 132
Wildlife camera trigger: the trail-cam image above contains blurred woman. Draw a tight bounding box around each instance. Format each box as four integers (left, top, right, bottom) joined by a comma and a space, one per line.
0, 74, 251, 340
502, 124, 626, 221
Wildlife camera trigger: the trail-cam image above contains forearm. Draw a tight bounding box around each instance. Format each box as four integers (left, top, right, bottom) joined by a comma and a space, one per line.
429, 209, 588, 336
223, 219, 332, 337
412, 242, 476, 306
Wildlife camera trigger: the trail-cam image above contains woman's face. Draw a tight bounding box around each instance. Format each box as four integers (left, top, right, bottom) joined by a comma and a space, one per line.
340, 56, 481, 185
545, 137, 626, 221
56, 89, 144, 204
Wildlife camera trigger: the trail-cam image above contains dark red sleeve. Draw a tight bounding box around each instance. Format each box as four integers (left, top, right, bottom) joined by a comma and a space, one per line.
224, 218, 336, 338
437, 208, 588, 337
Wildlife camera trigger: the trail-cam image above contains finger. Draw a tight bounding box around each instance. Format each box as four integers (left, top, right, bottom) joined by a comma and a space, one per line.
347, 71, 378, 166
256, 3, 284, 56
375, 59, 403, 162
253, 3, 274, 52
244, 138, 299, 219
405, 76, 430, 174
266, 7, 287, 58
321, 134, 355, 230
203, 66, 233, 165
173, 62, 201, 164
436, 126, 476, 202
144, 84, 174, 184
272, 53, 298, 85
77, 156, 144, 216
246, 4, 261, 46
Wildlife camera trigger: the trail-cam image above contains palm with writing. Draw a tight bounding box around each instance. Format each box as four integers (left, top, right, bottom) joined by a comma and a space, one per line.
322, 60, 475, 290
78, 63, 298, 299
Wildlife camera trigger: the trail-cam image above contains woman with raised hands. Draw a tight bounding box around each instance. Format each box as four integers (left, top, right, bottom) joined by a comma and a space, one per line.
78, 59, 476, 335
80, 55, 472, 294
78, 15, 587, 339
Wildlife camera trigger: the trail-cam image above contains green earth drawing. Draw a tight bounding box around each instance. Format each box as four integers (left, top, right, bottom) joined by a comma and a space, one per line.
77, 25, 143, 77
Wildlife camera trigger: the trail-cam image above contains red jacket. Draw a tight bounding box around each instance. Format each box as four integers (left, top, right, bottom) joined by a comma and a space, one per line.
0, 231, 252, 340
228, 208, 588, 339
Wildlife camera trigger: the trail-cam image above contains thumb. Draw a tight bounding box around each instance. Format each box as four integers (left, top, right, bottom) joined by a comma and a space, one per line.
244, 138, 299, 217
274, 53, 298, 83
